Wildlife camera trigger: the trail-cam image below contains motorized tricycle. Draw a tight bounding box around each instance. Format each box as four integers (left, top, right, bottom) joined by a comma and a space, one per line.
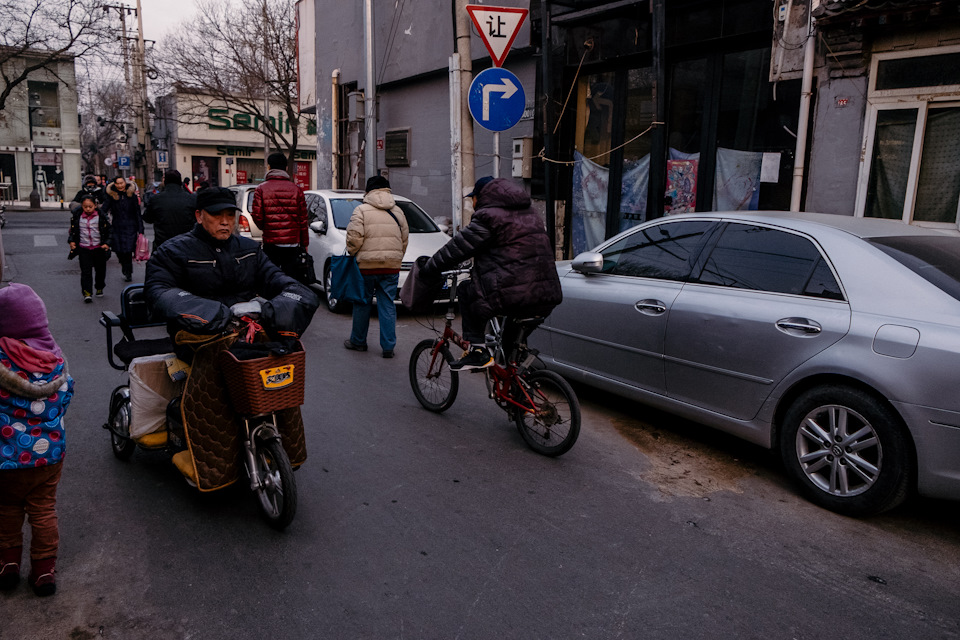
100, 284, 305, 529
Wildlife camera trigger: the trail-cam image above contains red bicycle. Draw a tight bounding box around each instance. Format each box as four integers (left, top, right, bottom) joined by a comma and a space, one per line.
408, 269, 580, 457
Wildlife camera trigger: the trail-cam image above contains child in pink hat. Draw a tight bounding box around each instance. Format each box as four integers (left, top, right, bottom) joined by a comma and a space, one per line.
0, 283, 74, 596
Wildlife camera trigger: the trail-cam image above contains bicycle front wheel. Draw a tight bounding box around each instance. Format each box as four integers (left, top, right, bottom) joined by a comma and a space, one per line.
251, 436, 297, 530
514, 370, 580, 457
409, 338, 459, 412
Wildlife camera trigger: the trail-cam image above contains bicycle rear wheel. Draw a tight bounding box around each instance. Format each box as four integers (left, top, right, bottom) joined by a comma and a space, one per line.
514, 370, 580, 457
409, 338, 459, 412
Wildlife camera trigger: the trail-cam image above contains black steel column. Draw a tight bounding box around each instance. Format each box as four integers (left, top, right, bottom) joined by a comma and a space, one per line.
541, 0, 557, 254
648, 0, 666, 220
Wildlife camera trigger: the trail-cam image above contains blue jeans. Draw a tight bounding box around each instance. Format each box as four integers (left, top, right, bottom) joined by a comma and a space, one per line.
350, 273, 399, 351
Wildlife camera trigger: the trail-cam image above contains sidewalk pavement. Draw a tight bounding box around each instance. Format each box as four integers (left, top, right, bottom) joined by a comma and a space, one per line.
5, 200, 70, 211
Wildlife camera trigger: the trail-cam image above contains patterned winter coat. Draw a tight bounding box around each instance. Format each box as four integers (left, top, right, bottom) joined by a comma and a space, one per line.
424, 178, 562, 319
0, 346, 74, 470
251, 169, 309, 247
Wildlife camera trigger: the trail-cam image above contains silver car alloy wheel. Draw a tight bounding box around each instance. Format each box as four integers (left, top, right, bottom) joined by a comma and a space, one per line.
795, 403, 882, 497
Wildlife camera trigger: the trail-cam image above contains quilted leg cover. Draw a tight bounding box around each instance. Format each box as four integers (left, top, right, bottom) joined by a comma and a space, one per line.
180, 334, 243, 491
179, 334, 308, 491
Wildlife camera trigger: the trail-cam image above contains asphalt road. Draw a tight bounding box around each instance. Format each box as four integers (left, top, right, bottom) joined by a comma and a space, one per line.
2, 210, 959, 640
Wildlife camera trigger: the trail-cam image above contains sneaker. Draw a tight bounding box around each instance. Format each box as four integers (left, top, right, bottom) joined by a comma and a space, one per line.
82, 291, 93, 303
450, 346, 493, 371
343, 339, 367, 352
382, 350, 394, 359
95, 288, 104, 297
0, 546, 21, 591
123, 273, 132, 282
28, 557, 55, 597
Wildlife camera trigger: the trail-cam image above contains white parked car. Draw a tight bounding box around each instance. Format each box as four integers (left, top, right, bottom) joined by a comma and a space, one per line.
226, 184, 262, 242
304, 189, 451, 312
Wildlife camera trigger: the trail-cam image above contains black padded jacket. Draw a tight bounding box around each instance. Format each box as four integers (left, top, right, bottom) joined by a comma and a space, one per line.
144, 224, 319, 340
143, 184, 197, 248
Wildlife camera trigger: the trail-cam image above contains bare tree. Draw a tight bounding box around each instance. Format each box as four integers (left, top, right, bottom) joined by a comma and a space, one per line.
0, 0, 113, 113
154, 0, 313, 172
78, 78, 134, 176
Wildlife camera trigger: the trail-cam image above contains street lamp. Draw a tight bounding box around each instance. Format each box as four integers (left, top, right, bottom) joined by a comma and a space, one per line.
27, 93, 43, 208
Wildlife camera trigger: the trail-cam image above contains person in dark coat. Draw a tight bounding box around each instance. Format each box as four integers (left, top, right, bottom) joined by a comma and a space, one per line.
142, 169, 197, 250
144, 187, 319, 346
422, 177, 562, 370
70, 175, 103, 208
101, 176, 143, 282
252, 152, 310, 281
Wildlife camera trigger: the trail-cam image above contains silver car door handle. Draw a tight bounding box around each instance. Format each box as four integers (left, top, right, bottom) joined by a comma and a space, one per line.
776, 318, 822, 334
635, 299, 667, 315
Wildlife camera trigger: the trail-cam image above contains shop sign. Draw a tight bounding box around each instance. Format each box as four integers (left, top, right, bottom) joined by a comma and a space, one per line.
207, 108, 317, 136
214, 145, 316, 160
295, 162, 310, 190
237, 170, 248, 184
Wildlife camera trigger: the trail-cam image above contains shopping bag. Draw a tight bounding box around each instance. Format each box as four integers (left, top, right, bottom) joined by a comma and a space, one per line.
329, 253, 367, 304
295, 248, 318, 285
134, 233, 151, 262
400, 255, 443, 313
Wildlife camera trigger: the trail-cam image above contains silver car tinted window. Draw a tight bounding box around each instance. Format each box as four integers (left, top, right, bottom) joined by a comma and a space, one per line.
697, 223, 843, 300
601, 220, 714, 280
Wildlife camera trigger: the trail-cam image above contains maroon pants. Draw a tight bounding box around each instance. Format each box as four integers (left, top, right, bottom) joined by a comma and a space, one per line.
0, 463, 62, 560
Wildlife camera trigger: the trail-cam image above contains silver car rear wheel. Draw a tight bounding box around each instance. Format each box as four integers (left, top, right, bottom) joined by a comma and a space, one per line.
781, 386, 912, 517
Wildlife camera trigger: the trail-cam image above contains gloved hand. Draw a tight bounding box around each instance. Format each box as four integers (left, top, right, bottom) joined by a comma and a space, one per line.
230, 300, 262, 318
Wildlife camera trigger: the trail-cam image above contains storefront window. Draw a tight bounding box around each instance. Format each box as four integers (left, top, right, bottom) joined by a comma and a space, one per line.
859, 47, 960, 227
27, 81, 61, 129
572, 72, 617, 254
863, 109, 917, 220
191, 156, 220, 188
913, 106, 960, 224
666, 59, 707, 214
619, 68, 654, 230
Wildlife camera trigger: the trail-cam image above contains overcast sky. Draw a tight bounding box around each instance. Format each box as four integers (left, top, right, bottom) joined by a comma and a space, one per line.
138, 0, 202, 43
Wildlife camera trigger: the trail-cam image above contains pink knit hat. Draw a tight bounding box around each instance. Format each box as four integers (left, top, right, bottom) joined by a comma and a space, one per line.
0, 283, 62, 358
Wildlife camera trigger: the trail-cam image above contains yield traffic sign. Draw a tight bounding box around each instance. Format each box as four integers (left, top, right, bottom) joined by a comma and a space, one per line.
468, 67, 525, 132
466, 5, 528, 68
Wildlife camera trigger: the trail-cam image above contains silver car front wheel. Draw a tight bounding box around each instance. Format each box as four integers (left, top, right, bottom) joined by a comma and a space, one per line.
780, 386, 912, 517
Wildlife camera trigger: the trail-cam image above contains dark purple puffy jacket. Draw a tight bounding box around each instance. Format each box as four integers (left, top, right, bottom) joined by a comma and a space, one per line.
425, 178, 561, 319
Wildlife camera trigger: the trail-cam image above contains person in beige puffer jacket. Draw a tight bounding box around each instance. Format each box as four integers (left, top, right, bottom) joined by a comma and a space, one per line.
344, 176, 409, 358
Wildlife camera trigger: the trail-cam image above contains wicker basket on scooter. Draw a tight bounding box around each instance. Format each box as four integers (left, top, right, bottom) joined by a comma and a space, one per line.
218, 342, 306, 415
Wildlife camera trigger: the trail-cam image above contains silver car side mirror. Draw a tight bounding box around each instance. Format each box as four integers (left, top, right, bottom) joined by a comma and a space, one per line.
571, 252, 604, 274
309, 220, 325, 235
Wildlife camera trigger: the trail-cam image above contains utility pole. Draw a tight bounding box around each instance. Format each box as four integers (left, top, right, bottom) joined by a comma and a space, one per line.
263, 0, 271, 175
135, 0, 153, 185
363, 0, 377, 182
455, 0, 475, 225
105, 3, 134, 179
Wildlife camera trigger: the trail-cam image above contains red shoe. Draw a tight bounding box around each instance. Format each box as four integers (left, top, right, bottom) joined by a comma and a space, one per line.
0, 546, 22, 590
29, 556, 56, 597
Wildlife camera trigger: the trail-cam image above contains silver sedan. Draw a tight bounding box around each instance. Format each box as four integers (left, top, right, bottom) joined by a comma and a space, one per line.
533, 211, 960, 516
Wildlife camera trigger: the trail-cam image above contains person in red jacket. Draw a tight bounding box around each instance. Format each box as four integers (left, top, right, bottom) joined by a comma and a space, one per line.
252, 153, 310, 283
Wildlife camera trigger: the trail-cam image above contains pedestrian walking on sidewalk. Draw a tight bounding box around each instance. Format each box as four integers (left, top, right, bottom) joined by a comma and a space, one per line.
101, 176, 143, 282
0, 283, 75, 597
68, 195, 112, 302
343, 175, 409, 358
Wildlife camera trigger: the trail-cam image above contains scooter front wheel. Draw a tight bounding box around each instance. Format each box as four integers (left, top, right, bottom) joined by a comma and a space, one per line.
251, 436, 297, 530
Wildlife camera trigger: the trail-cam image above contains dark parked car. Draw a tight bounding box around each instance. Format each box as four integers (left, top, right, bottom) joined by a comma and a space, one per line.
532, 211, 960, 516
